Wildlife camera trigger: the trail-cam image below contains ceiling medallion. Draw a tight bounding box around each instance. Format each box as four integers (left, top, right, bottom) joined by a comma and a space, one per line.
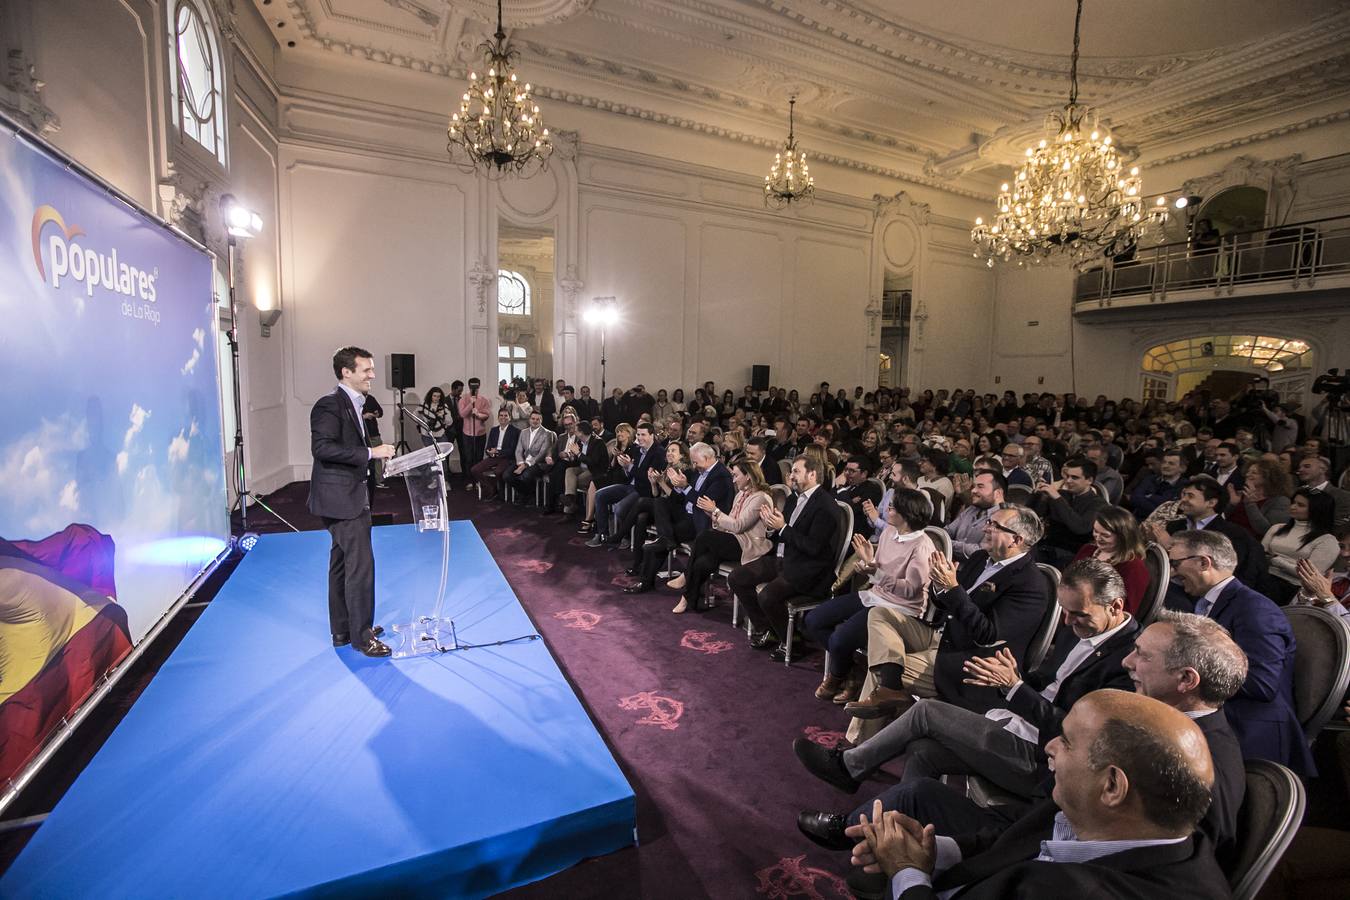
764, 96, 815, 208
971, 0, 1167, 267
447, 0, 552, 178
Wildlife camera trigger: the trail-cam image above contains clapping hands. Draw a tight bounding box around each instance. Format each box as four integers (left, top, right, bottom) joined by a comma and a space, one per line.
843, 800, 936, 878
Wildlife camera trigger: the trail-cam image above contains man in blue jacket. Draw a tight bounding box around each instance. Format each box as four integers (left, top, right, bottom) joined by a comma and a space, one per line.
1167, 528, 1315, 776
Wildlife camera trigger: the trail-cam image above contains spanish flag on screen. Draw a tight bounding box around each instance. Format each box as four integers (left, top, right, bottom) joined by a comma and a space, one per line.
0, 525, 130, 783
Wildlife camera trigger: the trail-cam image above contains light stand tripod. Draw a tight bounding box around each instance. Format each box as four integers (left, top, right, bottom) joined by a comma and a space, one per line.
393, 387, 413, 455
224, 231, 298, 535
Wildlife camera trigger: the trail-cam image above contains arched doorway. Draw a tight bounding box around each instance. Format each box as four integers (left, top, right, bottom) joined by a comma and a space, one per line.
1139, 334, 1315, 404
1196, 185, 1268, 237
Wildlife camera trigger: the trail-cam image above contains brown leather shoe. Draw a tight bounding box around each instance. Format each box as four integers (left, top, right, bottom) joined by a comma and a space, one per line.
814, 675, 844, 701
352, 636, 392, 658
832, 678, 863, 705
845, 686, 915, 720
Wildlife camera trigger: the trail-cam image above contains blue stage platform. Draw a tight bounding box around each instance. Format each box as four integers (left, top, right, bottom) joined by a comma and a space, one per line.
2, 523, 635, 899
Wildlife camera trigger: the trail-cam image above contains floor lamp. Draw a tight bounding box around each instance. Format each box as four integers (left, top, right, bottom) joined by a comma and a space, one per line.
585, 296, 618, 400
221, 195, 297, 535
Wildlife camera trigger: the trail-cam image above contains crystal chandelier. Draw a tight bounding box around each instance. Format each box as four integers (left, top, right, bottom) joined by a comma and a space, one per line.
446, 0, 552, 177
971, 0, 1166, 266
764, 97, 814, 208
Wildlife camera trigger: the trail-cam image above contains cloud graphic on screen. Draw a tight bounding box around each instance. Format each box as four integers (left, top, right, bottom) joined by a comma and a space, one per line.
193, 327, 205, 348
181, 347, 201, 375
116, 450, 129, 474
59, 479, 79, 511
124, 404, 151, 447
20, 445, 46, 479
168, 430, 190, 463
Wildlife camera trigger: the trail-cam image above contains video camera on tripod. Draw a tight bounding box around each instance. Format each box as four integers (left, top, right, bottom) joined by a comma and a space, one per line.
1313, 368, 1350, 404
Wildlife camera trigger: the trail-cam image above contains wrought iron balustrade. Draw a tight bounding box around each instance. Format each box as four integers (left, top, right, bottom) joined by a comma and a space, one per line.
1075, 214, 1350, 305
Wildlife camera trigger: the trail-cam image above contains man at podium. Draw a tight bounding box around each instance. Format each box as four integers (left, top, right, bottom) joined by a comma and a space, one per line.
308, 346, 395, 657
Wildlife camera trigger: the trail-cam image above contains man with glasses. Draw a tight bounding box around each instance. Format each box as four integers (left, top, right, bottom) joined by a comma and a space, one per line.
1165, 529, 1314, 776
843, 504, 1050, 728
834, 454, 883, 537
999, 443, 1033, 488
1020, 435, 1055, 487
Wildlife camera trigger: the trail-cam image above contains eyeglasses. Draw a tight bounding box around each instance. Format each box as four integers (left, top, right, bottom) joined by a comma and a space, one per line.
985, 519, 1022, 539
1169, 554, 1206, 567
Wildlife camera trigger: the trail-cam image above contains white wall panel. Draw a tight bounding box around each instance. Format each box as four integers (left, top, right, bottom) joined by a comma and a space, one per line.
789, 239, 870, 391
581, 206, 687, 393
31, 0, 159, 208
281, 151, 469, 467
695, 224, 783, 388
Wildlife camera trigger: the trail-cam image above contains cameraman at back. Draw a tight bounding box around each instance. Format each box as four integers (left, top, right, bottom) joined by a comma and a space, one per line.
1313, 369, 1350, 445
1230, 378, 1281, 449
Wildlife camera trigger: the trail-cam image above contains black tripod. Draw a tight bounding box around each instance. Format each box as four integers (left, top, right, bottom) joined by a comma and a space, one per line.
225, 236, 298, 534
394, 388, 413, 455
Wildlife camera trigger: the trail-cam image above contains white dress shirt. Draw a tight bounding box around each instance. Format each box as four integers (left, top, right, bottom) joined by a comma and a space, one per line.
337, 382, 372, 459
986, 615, 1135, 744
778, 484, 818, 557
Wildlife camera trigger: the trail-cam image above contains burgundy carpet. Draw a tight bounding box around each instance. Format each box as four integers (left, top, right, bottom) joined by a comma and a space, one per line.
234, 481, 892, 899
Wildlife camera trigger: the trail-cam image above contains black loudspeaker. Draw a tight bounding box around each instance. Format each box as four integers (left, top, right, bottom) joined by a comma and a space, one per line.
751, 364, 770, 392
387, 353, 416, 390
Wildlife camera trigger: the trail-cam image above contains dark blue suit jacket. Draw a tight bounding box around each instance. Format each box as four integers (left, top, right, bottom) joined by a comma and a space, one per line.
676, 461, 734, 533
484, 424, 520, 458
308, 388, 372, 520
1208, 578, 1316, 776
625, 440, 667, 498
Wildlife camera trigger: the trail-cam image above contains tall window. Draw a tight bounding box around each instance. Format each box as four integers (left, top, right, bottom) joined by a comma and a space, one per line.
499, 345, 528, 384
497, 270, 531, 316
172, 0, 226, 165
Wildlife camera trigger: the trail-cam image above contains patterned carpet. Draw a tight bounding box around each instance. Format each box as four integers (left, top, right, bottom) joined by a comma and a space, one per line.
234, 479, 896, 899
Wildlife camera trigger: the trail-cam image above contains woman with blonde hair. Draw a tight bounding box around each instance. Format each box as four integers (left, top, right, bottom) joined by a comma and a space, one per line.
673, 459, 772, 614
577, 422, 635, 534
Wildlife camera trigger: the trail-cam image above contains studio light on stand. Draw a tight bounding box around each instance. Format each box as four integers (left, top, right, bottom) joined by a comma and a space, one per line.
220, 194, 298, 537
583, 296, 618, 400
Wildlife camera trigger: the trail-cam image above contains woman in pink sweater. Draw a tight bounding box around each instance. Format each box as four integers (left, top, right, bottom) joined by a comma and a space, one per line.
801, 489, 934, 704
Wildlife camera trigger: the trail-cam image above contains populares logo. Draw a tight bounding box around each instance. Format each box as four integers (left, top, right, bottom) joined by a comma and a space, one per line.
31, 205, 158, 301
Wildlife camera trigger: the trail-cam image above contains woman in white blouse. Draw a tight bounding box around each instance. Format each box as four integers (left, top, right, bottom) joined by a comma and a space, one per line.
1261, 488, 1339, 605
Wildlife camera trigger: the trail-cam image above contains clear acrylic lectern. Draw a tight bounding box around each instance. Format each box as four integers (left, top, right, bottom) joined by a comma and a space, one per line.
382, 441, 458, 658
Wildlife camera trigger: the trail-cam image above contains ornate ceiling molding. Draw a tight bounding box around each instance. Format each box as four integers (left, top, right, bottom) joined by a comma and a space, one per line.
455, 0, 595, 28
263, 0, 1350, 195
1142, 110, 1350, 169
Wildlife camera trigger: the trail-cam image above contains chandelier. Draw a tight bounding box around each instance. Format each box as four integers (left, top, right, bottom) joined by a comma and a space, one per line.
764, 97, 814, 208
446, 0, 552, 177
971, 0, 1166, 266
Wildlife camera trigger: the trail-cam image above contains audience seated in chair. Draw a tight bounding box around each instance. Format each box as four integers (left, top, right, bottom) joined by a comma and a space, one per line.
624, 441, 734, 595
1149, 475, 1267, 589
842, 691, 1229, 900
802, 489, 936, 705
468, 408, 518, 500
1165, 529, 1316, 776
502, 410, 556, 505
844, 504, 1050, 734
673, 459, 773, 614
728, 454, 839, 653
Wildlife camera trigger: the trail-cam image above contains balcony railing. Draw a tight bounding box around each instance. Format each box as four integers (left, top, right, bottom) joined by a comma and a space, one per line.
1075, 214, 1350, 305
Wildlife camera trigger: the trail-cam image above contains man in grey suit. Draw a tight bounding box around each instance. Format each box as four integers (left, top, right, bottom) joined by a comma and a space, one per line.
503, 410, 556, 504
308, 346, 395, 657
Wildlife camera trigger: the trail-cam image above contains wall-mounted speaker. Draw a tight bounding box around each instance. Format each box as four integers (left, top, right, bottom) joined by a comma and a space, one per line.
751, 364, 770, 392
